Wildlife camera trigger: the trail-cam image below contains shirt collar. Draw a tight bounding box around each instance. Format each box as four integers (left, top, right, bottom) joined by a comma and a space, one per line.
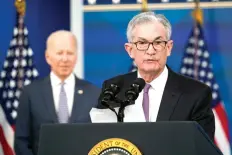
50, 72, 75, 86
138, 66, 168, 91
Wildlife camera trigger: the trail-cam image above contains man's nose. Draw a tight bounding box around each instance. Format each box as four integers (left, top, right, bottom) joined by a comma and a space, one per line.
146, 43, 156, 55
61, 55, 68, 61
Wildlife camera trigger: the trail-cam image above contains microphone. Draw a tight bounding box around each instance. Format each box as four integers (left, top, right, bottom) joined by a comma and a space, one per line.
124, 78, 146, 105
100, 83, 120, 109
118, 78, 146, 122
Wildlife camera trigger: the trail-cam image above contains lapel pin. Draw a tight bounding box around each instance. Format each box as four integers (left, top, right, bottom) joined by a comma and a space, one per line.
78, 89, 83, 94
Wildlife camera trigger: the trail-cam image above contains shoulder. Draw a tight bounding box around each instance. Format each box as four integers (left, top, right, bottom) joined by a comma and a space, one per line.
22, 76, 48, 91
169, 69, 211, 94
103, 72, 136, 86
75, 78, 101, 92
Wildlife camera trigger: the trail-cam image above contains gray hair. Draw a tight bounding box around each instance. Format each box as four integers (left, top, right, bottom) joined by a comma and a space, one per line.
126, 11, 172, 42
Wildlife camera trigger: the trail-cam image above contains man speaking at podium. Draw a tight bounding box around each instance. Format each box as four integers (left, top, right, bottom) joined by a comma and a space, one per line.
97, 12, 215, 140
14, 30, 100, 155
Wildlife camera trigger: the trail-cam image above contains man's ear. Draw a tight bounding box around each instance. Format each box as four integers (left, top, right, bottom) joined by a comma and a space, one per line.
125, 43, 134, 59
166, 40, 173, 57
45, 50, 51, 65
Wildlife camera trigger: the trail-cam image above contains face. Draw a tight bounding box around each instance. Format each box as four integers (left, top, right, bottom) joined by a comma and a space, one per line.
45, 33, 77, 80
125, 21, 173, 74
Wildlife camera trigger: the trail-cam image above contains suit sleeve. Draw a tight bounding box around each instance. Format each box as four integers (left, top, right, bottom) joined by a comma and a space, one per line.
191, 86, 215, 141
14, 87, 33, 155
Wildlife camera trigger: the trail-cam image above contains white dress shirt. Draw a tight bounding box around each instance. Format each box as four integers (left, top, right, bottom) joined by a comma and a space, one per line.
50, 72, 75, 115
134, 66, 168, 122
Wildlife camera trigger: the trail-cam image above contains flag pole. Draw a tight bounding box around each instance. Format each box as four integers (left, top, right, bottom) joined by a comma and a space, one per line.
192, 0, 203, 80
142, 0, 148, 12
14, 0, 26, 89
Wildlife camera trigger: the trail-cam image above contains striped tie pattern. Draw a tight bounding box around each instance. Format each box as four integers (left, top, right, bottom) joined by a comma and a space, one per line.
57, 83, 69, 123
142, 84, 151, 122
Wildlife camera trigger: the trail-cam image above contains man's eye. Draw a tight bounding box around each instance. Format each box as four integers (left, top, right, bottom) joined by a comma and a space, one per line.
138, 42, 147, 45
155, 41, 162, 44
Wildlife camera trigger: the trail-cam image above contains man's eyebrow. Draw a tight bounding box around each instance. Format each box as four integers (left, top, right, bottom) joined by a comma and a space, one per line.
153, 36, 163, 41
137, 37, 148, 41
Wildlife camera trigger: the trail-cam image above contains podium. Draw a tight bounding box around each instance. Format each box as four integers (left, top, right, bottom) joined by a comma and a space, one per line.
37, 121, 222, 155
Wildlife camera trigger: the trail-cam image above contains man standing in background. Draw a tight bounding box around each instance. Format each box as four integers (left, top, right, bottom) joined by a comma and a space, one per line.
14, 30, 100, 155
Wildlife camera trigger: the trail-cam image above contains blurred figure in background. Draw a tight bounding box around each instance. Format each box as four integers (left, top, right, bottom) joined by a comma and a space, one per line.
15, 30, 100, 155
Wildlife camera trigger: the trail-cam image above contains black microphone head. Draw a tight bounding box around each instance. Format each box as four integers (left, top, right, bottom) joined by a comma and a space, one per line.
109, 83, 120, 95
132, 78, 146, 92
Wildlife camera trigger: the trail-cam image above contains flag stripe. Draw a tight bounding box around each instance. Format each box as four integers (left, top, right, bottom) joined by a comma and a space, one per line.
0, 143, 4, 155
214, 102, 230, 141
213, 109, 231, 155
0, 105, 14, 152
0, 126, 14, 155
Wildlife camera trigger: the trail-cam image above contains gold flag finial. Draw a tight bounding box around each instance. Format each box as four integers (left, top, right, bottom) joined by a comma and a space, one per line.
15, 0, 26, 16
142, 0, 148, 12
192, 0, 203, 25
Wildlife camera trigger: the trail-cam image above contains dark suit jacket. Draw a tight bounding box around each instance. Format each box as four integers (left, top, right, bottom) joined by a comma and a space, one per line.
98, 67, 215, 140
14, 76, 100, 155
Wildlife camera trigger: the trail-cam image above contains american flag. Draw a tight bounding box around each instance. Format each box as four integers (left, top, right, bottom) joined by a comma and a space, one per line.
180, 22, 230, 155
0, 12, 39, 155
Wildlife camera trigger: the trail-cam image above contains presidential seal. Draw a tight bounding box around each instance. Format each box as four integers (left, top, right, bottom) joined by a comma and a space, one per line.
88, 138, 142, 155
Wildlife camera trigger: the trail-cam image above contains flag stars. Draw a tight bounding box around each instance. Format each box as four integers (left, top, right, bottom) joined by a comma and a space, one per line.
0, 81, 3, 88
13, 100, 19, 108
11, 69, 17, 78
213, 84, 219, 90
187, 68, 193, 76
207, 72, 213, 79
11, 110, 17, 119
28, 48, 33, 56
6, 101, 12, 109
8, 90, 14, 98
15, 48, 20, 57
24, 79, 31, 86
203, 51, 209, 58
206, 81, 211, 87
24, 27, 28, 35
33, 69, 39, 77
4, 61, 9, 68
186, 48, 194, 55
14, 59, 19, 67
200, 70, 206, 77
23, 48, 27, 57
181, 67, 187, 74
197, 49, 202, 57
212, 92, 218, 100
201, 61, 208, 68
15, 90, 21, 98
10, 80, 16, 88
7, 50, 13, 57
14, 27, 18, 36
21, 59, 27, 67
11, 38, 17, 46
3, 91, 7, 99
27, 70, 32, 77
198, 40, 204, 47
1, 71, 6, 78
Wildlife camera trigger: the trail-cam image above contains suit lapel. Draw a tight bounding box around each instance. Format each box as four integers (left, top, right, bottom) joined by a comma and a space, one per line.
42, 77, 58, 123
156, 68, 182, 121
69, 77, 85, 123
